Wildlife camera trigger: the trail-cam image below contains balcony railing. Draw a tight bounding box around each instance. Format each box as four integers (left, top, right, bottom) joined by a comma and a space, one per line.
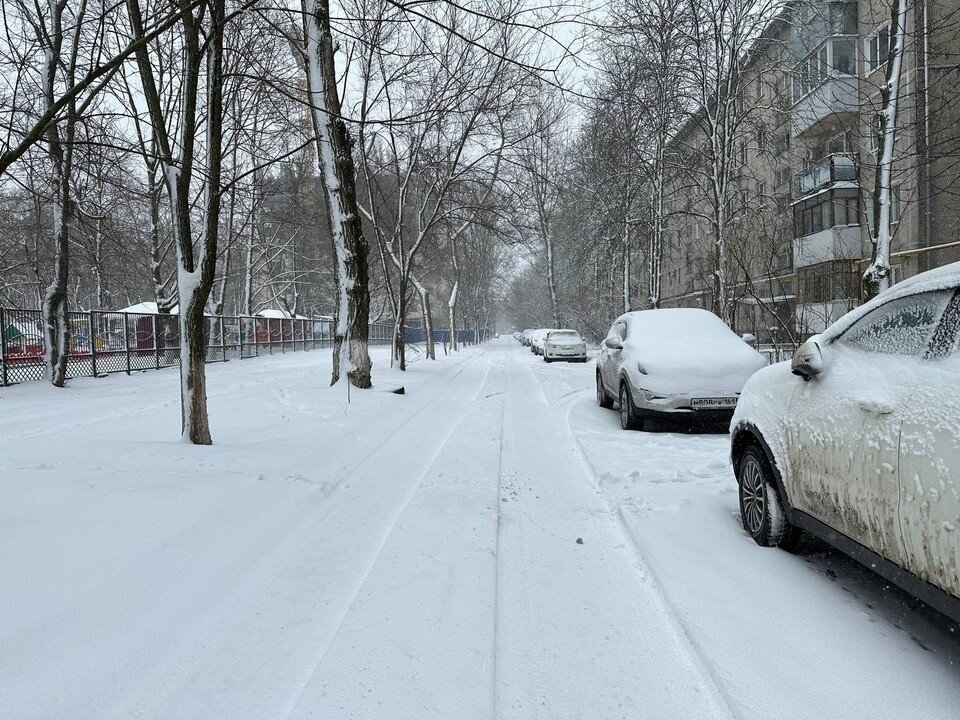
791, 36, 858, 136
796, 154, 857, 196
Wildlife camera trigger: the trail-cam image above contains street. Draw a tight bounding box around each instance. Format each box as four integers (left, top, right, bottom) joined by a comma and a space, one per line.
2, 338, 960, 719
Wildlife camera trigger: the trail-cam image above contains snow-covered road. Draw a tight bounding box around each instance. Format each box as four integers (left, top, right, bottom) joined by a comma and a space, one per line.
3, 338, 960, 719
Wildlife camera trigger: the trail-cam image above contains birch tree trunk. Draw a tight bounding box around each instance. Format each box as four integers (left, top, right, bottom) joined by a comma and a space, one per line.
40, 0, 74, 388
864, 0, 907, 299
412, 275, 435, 359
302, 0, 372, 388
448, 233, 460, 351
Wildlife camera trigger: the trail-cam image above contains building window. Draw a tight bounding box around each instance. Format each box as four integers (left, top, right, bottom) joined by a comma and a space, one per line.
833, 194, 861, 225
827, 132, 850, 154
891, 185, 902, 222
795, 190, 860, 236
865, 25, 890, 72
774, 134, 790, 156
798, 261, 860, 303
828, 2, 857, 34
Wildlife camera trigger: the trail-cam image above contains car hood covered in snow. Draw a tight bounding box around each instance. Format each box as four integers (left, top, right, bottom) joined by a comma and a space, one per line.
619, 308, 767, 395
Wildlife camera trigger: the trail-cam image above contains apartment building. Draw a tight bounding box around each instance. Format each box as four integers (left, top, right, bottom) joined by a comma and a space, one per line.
656, 0, 960, 346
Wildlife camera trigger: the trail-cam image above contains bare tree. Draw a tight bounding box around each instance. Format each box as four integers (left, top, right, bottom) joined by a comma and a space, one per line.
125, 0, 226, 443
301, 0, 372, 387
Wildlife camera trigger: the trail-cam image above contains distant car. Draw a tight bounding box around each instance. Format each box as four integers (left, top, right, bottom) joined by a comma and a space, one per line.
543, 329, 587, 363
520, 329, 536, 346
596, 308, 766, 430
731, 261, 960, 623
530, 328, 557, 355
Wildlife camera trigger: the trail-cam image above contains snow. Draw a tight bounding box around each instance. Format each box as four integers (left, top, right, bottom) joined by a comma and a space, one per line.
117, 301, 177, 314
609, 308, 767, 395
3, 338, 960, 719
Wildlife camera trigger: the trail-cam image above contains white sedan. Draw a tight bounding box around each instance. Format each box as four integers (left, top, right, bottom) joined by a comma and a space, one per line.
542, 329, 587, 363
731, 261, 960, 623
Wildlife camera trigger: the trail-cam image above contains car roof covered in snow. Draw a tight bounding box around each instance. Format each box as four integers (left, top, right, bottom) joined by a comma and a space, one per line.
614, 307, 734, 339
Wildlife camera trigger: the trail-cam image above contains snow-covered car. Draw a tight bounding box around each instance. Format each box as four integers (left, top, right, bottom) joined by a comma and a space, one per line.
596, 308, 766, 430
731, 262, 960, 622
520, 329, 536, 346
531, 328, 557, 355
542, 329, 587, 363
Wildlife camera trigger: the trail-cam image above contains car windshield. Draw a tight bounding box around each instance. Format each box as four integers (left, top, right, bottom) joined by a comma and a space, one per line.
549, 331, 580, 341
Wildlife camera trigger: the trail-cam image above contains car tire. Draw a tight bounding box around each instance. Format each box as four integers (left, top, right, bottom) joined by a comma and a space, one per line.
597, 373, 614, 409
619, 383, 643, 431
544, 356, 553, 363
738, 445, 800, 549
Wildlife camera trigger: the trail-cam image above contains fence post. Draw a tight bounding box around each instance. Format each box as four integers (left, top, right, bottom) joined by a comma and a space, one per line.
221, 316, 228, 361
0, 307, 7, 387
124, 312, 131, 375
89, 310, 98, 377
154, 314, 161, 369
239, 317, 245, 359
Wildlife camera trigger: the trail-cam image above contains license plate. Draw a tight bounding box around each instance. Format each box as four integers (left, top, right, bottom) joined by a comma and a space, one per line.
691, 396, 737, 409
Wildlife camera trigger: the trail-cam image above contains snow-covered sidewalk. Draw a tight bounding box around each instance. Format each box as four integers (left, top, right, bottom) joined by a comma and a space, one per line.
3, 339, 960, 719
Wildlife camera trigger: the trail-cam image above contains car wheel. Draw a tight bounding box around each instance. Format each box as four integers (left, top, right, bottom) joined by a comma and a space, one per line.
544, 356, 553, 363
738, 445, 800, 549
597, 373, 614, 409
619, 383, 643, 431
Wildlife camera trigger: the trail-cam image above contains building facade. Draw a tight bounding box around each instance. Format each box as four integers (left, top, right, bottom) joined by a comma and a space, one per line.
656, 0, 960, 348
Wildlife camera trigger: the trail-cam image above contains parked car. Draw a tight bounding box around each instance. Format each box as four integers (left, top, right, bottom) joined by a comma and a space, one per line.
531, 328, 557, 355
731, 262, 960, 622
597, 308, 766, 430
543, 329, 587, 363
520, 329, 536, 346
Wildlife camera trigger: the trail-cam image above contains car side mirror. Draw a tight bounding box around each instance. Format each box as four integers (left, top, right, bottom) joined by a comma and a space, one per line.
741, 333, 756, 345
791, 340, 823, 381
603, 337, 623, 350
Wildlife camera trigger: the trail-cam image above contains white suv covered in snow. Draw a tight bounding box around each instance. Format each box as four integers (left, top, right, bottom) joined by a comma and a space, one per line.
542, 329, 587, 363
597, 308, 766, 430
731, 262, 960, 622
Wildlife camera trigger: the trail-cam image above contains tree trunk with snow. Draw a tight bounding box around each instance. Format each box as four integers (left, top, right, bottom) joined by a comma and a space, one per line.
648, 140, 665, 308
126, 0, 226, 444
622, 221, 631, 313
864, 0, 907, 299
39, 0, 75, 388
448, 232, 460, 352
412, 276, 435, 360
302, 0, 372, 388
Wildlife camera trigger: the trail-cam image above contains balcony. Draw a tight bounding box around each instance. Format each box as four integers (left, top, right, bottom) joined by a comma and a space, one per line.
792, 76, 858, 136
793, 225, 862, 268
795, 154, 857, 196
791, 36, 859, 136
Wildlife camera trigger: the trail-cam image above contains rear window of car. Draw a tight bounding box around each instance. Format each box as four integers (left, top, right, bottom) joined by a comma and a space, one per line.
549, 331, 581, 341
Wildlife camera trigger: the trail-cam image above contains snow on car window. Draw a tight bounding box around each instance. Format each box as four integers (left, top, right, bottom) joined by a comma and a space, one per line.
549, 331, 580, 340
838, 290, 952, 356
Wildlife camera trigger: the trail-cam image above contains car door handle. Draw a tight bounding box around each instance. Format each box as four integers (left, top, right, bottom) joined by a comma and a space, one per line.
858, 399, 894, 415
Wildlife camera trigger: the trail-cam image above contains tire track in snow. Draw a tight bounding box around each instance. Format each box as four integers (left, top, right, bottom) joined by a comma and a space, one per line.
94, 346, 491, 719
542, 376, 742, 720
494, 347, 727, 719
281, 349, 500, 720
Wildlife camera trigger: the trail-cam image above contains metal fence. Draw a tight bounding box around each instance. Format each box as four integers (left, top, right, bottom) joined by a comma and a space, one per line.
0, 307, 339, 386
